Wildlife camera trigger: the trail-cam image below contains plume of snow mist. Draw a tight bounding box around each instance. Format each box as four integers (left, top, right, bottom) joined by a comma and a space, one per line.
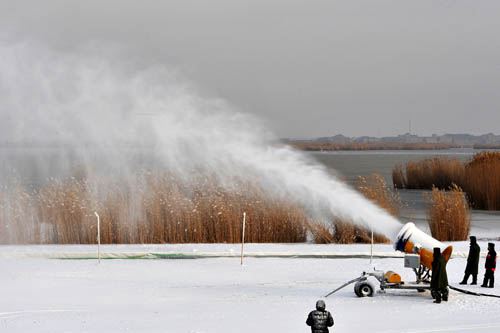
0, 40, 401, 240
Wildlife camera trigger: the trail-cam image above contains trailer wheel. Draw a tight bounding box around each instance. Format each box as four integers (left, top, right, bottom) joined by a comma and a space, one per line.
354, 282, 374, 297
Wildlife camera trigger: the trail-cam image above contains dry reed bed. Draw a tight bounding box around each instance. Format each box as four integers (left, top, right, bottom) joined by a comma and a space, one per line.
393, 152, 500, 210
0, 172, 399, 245
314, 174, 397, 244
427, 185, 470, 241
0, 175, 307, 244
464, 152, 500, 210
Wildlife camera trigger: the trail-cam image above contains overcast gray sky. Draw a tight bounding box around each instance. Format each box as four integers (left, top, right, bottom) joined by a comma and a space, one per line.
1, 0, 499, 138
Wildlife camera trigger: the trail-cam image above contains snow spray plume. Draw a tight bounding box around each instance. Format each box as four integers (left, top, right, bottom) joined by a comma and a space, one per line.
0, 41, 401, 240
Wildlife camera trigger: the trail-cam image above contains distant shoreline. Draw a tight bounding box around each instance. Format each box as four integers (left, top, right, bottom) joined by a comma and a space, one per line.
286, 141, 500, 151
2, 142, 499, 151
283, 132, 500, 151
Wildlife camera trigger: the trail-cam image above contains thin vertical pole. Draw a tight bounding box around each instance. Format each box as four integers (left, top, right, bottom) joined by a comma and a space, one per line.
370, 227, 374, 265
240, 212, 246, 265
94, 212, 101, 264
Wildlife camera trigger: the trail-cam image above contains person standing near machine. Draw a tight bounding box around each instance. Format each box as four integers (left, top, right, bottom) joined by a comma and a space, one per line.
431, 247, 449, 303
460, 236, 481, 285
481, 243, 496, 288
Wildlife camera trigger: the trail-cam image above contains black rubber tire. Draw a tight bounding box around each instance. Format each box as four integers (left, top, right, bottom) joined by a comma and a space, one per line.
355, 282, 374, 297
354, 283, 361, 297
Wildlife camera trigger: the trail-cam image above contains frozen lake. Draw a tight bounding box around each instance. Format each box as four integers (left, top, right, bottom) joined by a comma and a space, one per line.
310, 149, 475, 185
311, 149, 500, 240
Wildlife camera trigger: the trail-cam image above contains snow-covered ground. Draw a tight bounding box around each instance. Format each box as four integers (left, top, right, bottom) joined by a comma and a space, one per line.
1, 243, 499, 333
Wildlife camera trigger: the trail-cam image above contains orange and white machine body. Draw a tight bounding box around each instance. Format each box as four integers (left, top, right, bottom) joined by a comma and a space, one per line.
394, 222, 453, 270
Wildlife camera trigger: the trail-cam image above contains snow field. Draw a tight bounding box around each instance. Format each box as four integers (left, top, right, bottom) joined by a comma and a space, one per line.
1, 243, 499, 332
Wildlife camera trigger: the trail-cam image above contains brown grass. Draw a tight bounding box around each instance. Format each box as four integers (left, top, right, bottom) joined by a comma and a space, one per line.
427, 185, 470, 241
462, 152, 500, 210
403, 158, 465, 190
393, 152, 500, 210
357, 174, 400, 217
309, 219, 389, 244
0, 174, 308, 244
392, 164, 406, 189
0, 172, 400, 245
312, 174, 397, 244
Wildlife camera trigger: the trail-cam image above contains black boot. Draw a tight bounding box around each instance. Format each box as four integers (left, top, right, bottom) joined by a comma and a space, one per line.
442, 289, 449, 302
471, 275, 477, 285
433, 292, 442, 303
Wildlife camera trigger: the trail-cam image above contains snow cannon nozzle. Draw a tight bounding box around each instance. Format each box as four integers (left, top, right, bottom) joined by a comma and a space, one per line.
394, 222, 453, 270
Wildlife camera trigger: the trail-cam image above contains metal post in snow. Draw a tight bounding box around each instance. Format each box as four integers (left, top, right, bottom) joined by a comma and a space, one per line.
370, 227, 374, 265
94, 212, 101, 264
240, 212, 246, 265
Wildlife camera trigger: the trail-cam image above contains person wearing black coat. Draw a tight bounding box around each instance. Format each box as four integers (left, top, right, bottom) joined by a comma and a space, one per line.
306, 300, 334, 333
460, 236, 481, 285
481, 243, 497, 288
431, 247, 449, 303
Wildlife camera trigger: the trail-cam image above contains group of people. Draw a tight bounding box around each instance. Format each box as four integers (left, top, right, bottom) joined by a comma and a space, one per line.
459, 237, 496, 288
305, 238, 497, 333
421, 236, 496, 304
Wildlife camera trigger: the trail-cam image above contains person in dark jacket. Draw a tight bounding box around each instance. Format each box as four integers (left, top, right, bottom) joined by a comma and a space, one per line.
306, 300, 334, 333
460, 236, 481, 285
431, 247, 449, 303
481, 243, 496, 288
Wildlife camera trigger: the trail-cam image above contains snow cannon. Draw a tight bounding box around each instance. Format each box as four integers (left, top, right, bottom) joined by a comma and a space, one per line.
324, 222, 454, 299
394, 222, 453, 270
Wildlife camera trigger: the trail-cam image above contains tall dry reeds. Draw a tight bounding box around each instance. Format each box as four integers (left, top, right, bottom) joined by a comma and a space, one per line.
392, 164, 406, 189
403, 158, 464, 190
0, 171, 400, 245
357, 174, 400, 217
312, 174, 398, 244
332, 219, 390, 244
392, 152, 500, 210
0, 174, 308, 244
462, 152, 500, 210
427, 185, 470, 241
309, 219, 389, 244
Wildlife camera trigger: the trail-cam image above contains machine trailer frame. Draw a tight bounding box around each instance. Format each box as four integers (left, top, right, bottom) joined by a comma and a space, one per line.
325, 267, 430, 298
